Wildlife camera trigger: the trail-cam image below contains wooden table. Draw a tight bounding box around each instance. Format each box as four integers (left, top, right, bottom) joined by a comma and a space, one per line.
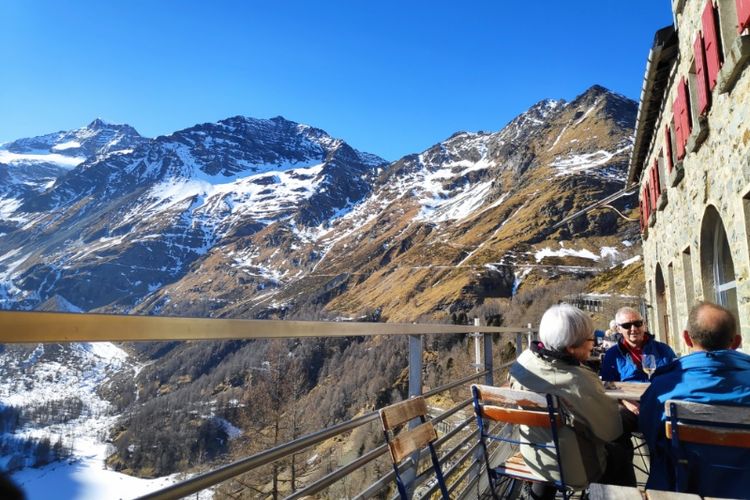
589, 483, 704, 499
603, 381, 650, 401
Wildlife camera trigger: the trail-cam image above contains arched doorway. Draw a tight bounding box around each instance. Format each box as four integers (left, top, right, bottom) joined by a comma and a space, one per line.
700, 206, 739, 318
654, 263, 671, 346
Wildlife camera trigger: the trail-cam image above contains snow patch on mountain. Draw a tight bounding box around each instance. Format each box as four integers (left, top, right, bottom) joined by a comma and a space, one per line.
622, 255, 641, 267
550, 141, 632, 177
535, 245, 599, 262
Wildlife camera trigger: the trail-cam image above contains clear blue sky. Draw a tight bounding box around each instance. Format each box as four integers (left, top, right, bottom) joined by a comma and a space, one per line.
0, 1, 674, 161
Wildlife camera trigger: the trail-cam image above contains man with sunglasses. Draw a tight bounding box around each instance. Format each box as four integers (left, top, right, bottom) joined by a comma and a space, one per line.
600, 307, 676, 383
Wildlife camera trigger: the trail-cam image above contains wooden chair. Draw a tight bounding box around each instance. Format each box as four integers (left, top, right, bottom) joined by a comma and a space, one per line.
471, 384, 570, 499
379, 396, 449, 500
665, 399, 750, 495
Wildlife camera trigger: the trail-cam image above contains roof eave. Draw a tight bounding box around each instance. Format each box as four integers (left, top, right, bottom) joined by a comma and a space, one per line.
627, 25, 679, 185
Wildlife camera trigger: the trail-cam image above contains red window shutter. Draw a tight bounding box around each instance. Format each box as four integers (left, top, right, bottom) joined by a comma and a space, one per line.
694, 34, 710, 115
665, 124, 674, 172
643, 184, 651, 222
650, 167, 659, 207
678, 77, 692, 139
639, 198, 646, 231
737, 0, 750, 33
702, 0, 722, 90
653, 159, 662, 197
673, 98, 685, 161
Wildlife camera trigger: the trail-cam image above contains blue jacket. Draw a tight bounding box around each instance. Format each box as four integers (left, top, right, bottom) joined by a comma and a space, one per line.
600, 334, 675, 382
639, 350, 750, 497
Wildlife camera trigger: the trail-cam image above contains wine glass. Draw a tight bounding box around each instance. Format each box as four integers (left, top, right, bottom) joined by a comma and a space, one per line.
642, 354, 657, 380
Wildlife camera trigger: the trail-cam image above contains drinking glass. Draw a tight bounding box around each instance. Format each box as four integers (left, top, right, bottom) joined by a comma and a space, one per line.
642, 354, 657, 380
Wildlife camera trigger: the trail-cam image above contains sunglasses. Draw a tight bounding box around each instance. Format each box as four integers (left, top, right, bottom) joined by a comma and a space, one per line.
618, 320, 644, 330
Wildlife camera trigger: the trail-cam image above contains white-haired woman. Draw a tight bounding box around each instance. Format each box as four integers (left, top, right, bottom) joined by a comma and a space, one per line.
509, 304, 635, 499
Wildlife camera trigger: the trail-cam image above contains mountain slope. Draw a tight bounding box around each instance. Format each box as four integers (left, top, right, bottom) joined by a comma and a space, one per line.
0, 116, 385, 312
133, 85, 639, 321
1, 86, 640, 321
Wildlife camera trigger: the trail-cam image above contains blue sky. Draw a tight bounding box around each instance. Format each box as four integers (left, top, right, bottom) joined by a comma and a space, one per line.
0, 1, 674, 161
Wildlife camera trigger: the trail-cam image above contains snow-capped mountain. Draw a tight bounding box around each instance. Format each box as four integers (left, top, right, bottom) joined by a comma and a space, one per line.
0, 119, 146, 194
128, 85, 640, 321
0, 85, 638, 321
0, 120, 147, 235
0, 116, 386, 312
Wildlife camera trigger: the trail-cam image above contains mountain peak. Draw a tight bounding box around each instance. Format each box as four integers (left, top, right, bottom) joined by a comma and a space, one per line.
571, 84, 634, 106
87, 118, 115, 130
584, 84, 609, 96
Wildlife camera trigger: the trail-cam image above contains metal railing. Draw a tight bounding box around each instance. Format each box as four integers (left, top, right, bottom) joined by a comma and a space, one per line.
0, 310, 536, 499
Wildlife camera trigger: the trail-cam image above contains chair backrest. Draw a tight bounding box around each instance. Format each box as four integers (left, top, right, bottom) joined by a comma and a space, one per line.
471, 384, 561, 429
471, 384, 567, 497
379, 396, 449, 499
664, 399, 750, 494
665, 399, 750, 448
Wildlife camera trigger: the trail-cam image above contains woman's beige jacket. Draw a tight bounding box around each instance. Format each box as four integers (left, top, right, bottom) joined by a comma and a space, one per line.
508, 348, 623, 489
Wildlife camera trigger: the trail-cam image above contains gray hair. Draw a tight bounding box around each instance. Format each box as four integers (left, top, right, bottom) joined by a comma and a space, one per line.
539, 304, 593, 351
615, 306, 642, 322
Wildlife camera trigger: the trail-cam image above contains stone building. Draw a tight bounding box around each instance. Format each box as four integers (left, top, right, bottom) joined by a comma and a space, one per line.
629, 0, 750, 352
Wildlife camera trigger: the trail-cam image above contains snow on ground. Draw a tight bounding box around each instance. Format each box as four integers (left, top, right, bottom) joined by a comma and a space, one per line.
1, 343, 202, 499
11, 434, 206, 500
622, 255, 641, 267
534, 243, 633, 267
535, 245, 599, 262
549, 141, 632, 178
409, 152, 494, 223
0, 197, 31, 225
214, 418, 242, 440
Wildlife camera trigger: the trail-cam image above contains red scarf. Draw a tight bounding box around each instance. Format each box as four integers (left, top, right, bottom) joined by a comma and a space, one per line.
622, 341, 643, 368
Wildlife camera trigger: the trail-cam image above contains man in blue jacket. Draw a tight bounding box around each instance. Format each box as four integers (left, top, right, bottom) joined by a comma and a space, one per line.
639, 302, 750, 497
600, 307, 676, 382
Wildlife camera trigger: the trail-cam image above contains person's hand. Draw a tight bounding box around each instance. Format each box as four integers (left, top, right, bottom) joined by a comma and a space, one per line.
621, 399, 640, 415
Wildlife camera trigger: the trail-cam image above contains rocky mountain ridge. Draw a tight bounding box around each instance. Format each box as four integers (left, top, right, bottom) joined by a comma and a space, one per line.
1, 84, 640, 320
133, 85, 640, 321
0, 116, 386, 311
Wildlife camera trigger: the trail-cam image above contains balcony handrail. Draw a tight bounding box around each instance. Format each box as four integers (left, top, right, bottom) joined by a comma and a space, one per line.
0, 310, 536, 499
0, 310, 524, 343
137, 361, 514, 500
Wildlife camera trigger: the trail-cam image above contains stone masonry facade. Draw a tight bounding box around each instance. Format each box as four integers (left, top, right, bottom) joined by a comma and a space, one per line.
632, 0, 750, 352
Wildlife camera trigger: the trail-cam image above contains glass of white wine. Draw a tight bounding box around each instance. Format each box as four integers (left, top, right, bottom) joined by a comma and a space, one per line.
642, 354, 657, 380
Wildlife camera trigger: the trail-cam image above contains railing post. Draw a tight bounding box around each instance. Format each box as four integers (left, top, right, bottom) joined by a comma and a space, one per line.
404, 333, 423, 496
481, 319, 493, 386
515, 332, 523, 358
409, 334, 423, 399
527, 322, 533, 347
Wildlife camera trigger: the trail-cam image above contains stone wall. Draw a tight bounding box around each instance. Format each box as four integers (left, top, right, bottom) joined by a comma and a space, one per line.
640, 0, 750, 351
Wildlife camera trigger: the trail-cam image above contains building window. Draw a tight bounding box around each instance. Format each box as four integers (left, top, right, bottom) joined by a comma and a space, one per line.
700, 206, 738, 317
668, 262, 682, 351
703, 0, 724, 90
673, 78, 692, 161
682, 246, 696, 308
715, 0, 750, 92
738, 0, 750, 32
655, 264, 672, 346
692, 31, 711, 115
665, 124, 674, 173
